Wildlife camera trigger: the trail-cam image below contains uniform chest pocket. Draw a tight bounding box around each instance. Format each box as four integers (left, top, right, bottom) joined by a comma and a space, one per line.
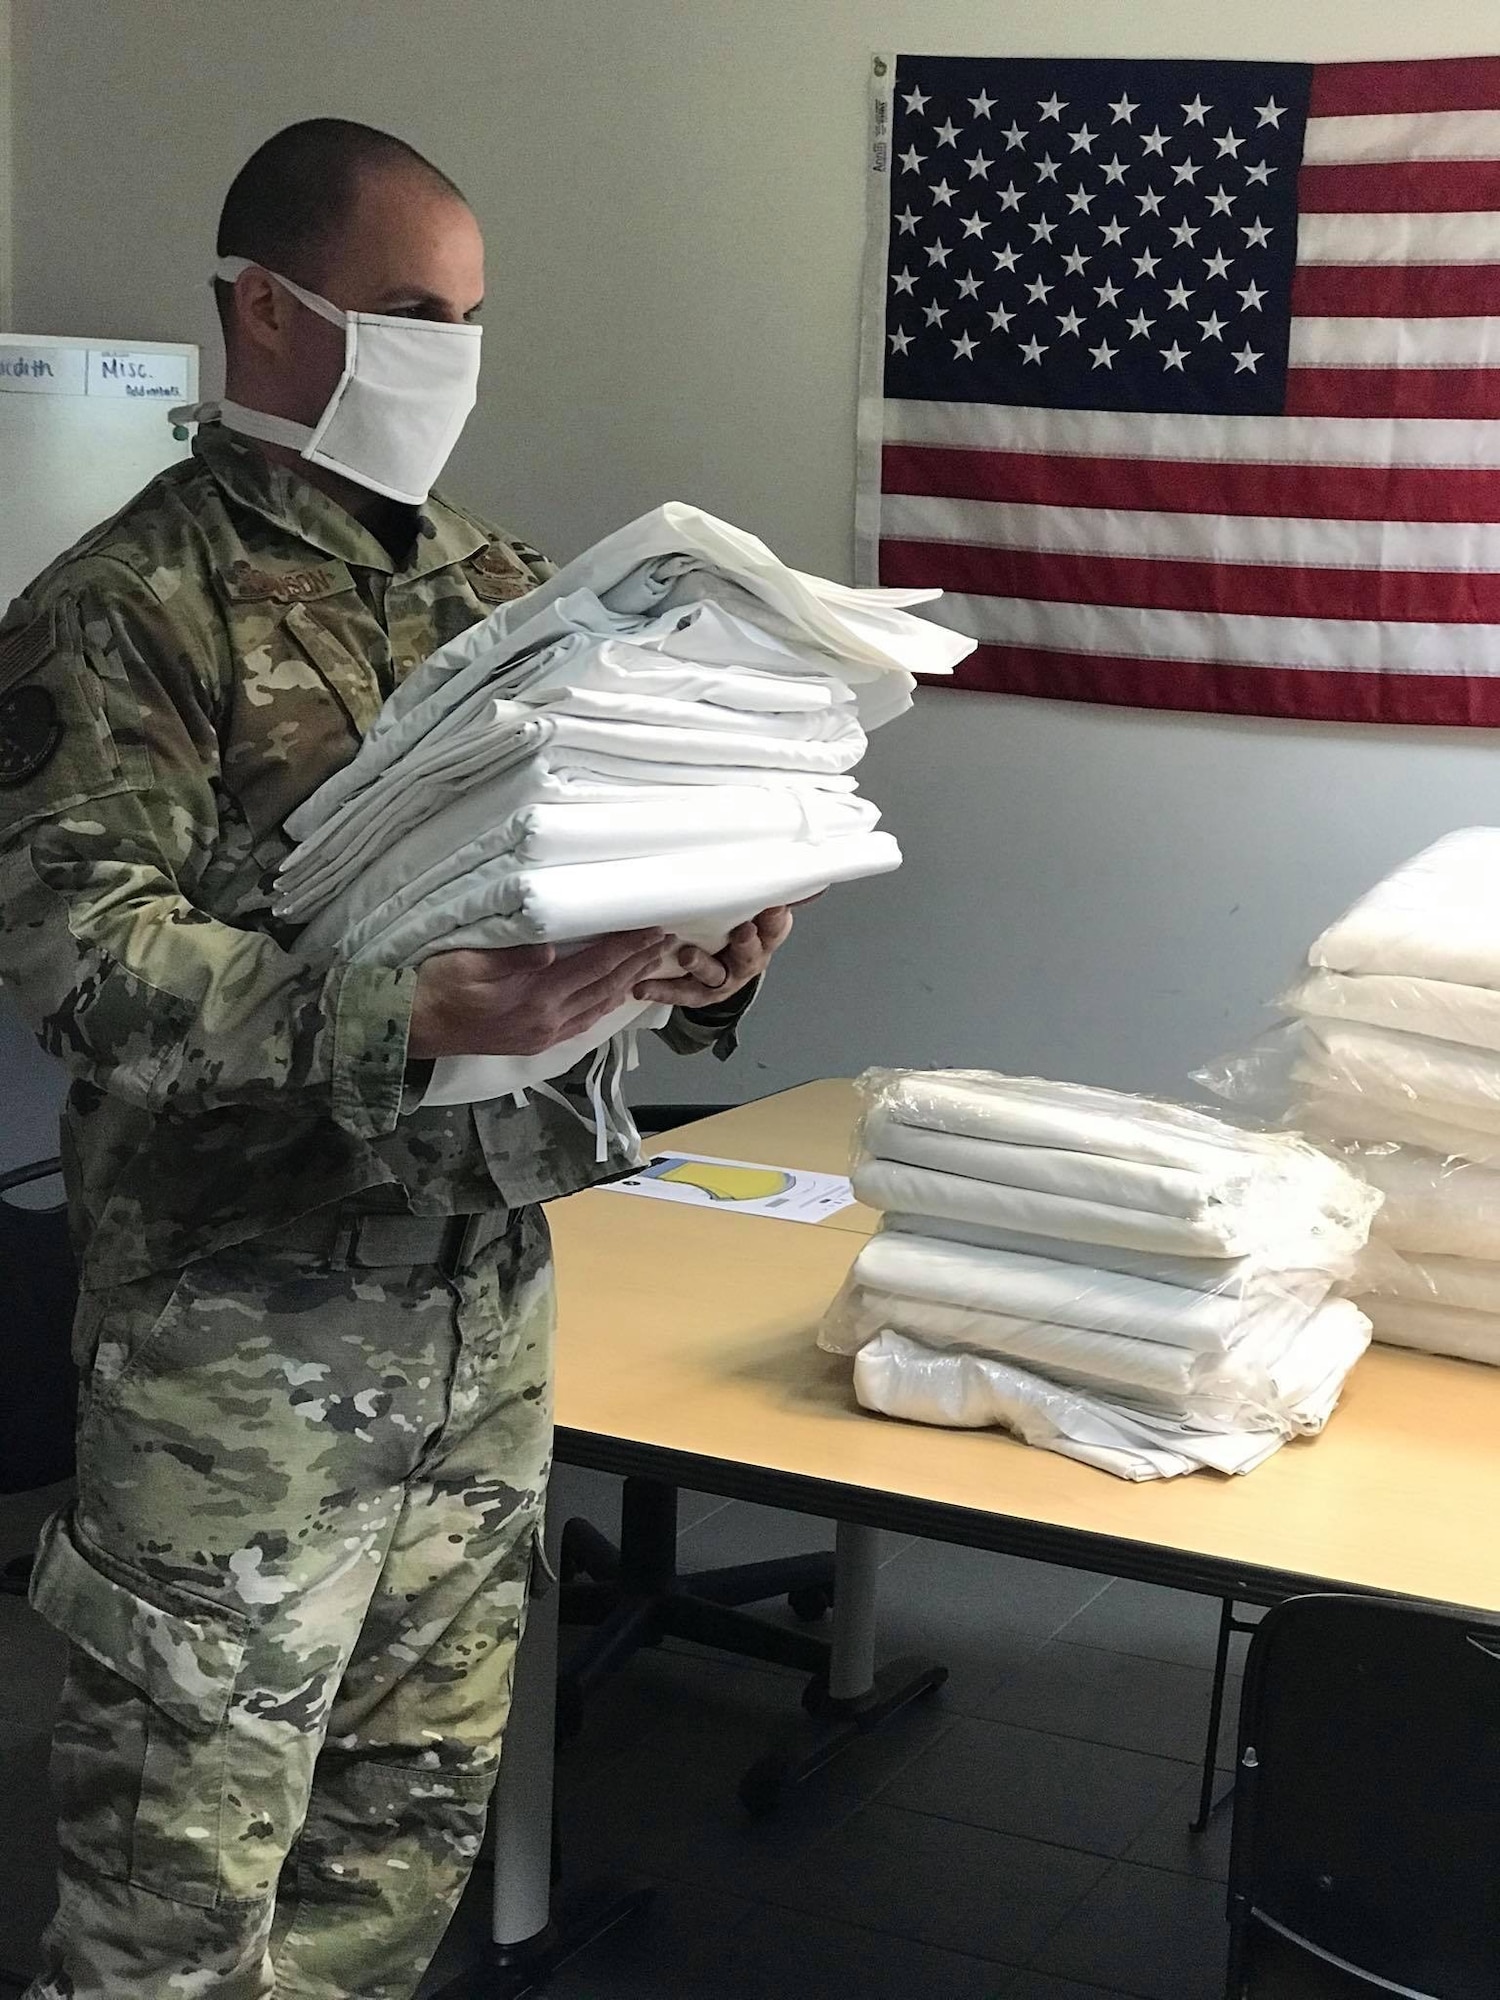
221, 598, 387, 848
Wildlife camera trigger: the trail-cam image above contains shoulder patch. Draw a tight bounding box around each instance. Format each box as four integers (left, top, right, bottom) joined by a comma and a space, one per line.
463, 541, 539, 604
0, 683, 62, 786
0, 603, 56, 698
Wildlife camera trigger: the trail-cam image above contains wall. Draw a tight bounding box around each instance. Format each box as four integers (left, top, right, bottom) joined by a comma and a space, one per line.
8, 0, 1500, 1133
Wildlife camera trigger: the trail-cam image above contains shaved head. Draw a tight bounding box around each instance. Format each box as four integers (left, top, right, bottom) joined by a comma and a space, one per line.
216, 118, 465, 303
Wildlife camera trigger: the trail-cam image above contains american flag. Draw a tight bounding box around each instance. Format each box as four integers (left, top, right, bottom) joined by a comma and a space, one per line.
856, 53, 1500, 723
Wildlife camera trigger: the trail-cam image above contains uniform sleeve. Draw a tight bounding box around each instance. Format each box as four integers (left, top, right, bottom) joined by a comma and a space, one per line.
0, 566, 418, 1138
655, 978, 761, 1061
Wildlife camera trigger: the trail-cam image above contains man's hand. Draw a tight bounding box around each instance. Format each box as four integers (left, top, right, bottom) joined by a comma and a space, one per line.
409, 929, 672, 1059
632, 905, 795, 1010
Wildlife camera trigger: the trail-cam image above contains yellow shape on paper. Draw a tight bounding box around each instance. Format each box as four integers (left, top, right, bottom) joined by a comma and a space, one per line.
656, 1161, 795, 1203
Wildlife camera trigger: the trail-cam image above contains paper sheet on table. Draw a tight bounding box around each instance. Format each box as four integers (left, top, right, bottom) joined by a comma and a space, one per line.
598, 1151, 856, 1222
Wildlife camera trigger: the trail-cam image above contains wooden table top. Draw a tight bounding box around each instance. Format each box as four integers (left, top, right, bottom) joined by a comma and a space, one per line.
549, 1083, 1500, 1614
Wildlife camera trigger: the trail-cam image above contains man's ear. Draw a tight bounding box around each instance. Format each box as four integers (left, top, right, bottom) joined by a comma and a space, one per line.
231, 267, 292, 360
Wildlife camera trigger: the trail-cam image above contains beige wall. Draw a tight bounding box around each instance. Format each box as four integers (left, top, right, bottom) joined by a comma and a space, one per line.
11, 0, 1500, 1109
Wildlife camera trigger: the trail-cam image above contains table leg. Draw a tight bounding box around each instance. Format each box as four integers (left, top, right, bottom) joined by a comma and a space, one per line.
737, 1521, 948, 1817
427, 1507, 652, 1999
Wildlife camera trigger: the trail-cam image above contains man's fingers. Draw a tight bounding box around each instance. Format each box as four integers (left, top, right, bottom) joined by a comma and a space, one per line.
673, 943, 728, 988
547, 930, 668, 996
561, 939, 675, 1018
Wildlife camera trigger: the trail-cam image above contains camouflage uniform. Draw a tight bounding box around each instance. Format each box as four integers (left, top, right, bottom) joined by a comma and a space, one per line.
0, 425, 752, 1998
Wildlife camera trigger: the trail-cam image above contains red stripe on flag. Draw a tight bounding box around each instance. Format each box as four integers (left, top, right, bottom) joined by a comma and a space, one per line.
1291, 262, 1500, 317
1299, 159, 1500, 213
939, 643, 1500, 725
1285, 368, 1500, 419
1310, 57, 1500, 118
880, 538, 1500, 624
881, 444, 1500, 524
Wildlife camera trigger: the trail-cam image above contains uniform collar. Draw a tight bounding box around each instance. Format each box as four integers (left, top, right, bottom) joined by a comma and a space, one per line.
193, 422, 486, 581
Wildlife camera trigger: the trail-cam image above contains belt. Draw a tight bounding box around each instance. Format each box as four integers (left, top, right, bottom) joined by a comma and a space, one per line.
266, 1205, 513, 1276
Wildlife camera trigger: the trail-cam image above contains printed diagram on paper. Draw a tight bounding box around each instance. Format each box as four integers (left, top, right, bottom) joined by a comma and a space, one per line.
601, 1151, 857, 1223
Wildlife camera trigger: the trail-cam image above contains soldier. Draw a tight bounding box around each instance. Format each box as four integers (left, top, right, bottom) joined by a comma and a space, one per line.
0, 119, 792, 1999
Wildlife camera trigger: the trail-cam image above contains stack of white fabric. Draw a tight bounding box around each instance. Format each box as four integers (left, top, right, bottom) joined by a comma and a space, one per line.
1288, 827, 1500, 1365
821, 1069, 1378, 1481
277, 505, 974, 1108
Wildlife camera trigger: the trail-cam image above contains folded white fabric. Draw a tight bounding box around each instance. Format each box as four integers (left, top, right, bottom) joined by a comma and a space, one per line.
1359, 1296, 1500, 1366
851, 1157, 1369, 1267
877, 1212, 1337, 1299
829, 1284, 1354, 1428
846, 1228, 1302, 1352
848, 1310, 1370, 1480
1357, 1239, 1500, 1314
1308, 828, 1500, 989
322, 829, 901, 966
1298, 1091, 1500, 1169
1295, 1020, 1500, 1141
1288, 969, 1500, 1057
1346, 1143, 1500, 1258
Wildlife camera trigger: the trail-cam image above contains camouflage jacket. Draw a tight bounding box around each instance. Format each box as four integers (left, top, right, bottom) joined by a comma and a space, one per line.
0, 424, 749, 1288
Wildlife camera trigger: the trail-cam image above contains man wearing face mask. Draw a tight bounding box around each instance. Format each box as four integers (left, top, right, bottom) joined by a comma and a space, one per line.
0, 119, 793, 2000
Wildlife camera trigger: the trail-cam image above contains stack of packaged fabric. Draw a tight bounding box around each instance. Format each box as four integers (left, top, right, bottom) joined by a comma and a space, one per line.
276, 505, 973, 1109
820, 1069, 1379, 1481
1287, 827, 1500, 1365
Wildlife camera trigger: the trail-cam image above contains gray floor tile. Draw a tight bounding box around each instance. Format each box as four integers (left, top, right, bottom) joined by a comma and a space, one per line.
1030, 1860, 1229, 2000
1003, 1979, 1133, 2000
762, 1804, 1108, 1965
557, 1648, 952, 1899
872, 1540, 1112, 1712
1123, 1782, 1234, 1884
884, 1717, 1192, 1859
976, 1640, 1241, 1770
1057, 1583, 1259, 1674
709, 1904, 1015, 1999
418, 1867, 750, 1999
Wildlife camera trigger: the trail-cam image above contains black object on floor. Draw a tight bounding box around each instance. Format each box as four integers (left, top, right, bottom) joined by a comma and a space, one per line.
1227, 1591, 1500, 1997
558, 1476, 836, 1744
424, 1882, 655, 2000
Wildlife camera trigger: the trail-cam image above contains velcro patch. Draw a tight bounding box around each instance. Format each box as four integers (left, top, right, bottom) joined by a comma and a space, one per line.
0, 683, 63, 786
0, 604, 56, 699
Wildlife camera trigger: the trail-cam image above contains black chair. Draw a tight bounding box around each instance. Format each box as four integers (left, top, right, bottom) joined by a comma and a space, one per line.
1226, 1592, 1500, 1997
0, 1157, 77, 1507
556, 1102, 838, 1737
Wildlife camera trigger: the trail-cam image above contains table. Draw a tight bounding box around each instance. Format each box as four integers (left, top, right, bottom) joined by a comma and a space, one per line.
446, 1082, 1500, 1998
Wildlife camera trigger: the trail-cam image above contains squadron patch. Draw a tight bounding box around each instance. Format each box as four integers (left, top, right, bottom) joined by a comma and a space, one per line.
0, 683, 62, 785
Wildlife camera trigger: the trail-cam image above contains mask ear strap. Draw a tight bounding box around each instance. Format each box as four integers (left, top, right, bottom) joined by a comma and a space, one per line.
212, 255, 347, 330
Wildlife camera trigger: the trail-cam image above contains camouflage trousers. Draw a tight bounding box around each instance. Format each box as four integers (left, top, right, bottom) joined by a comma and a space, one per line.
25, 1201, 555, 2000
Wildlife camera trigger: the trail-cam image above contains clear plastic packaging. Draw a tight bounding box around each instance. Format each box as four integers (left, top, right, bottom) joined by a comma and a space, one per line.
824, 1066, 1381, 1465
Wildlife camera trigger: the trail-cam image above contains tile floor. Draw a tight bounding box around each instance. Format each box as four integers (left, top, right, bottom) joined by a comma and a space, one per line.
0, 1468, 1252, 2000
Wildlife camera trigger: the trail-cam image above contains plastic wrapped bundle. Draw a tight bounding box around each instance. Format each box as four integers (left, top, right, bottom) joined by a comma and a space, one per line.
822, 1068, 1379, 1480
1285, 830, 1500, 1364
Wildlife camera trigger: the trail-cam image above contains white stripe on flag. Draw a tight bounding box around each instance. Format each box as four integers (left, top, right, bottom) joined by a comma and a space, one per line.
879, 492, 1500, 572
882, 398, 1500, 466
928, 591, 1500, 676
1303, 108, 1500, 166
1297, 210, 1500, 264
1288, 315, 1500, 367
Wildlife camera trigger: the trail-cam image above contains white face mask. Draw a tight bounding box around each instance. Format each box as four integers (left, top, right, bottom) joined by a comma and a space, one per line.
208, 255, 483, 506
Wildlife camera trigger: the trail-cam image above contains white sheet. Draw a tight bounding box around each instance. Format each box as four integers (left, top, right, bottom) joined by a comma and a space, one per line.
1288, 968, 1500, 1057
878, 1212, 1343, 1298
1349, 1142, 1500, 1258
1295, 1019, 1500, 1139
862, 1067, 1321, 1176
282, 785, 878, 932
848, 1228, 1290, 1353
1298, 1090, 1500, 1169
849, 1305, 1370, 1480
1356, 1239, 1500, 1314
865, 1110, 1284, 1220
322, 829, 901, 964
518, 682, 860, 744
852, 1157, 1371, 1267
1361, 1295, 1500, 1365
1309, 826, 1500, 989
